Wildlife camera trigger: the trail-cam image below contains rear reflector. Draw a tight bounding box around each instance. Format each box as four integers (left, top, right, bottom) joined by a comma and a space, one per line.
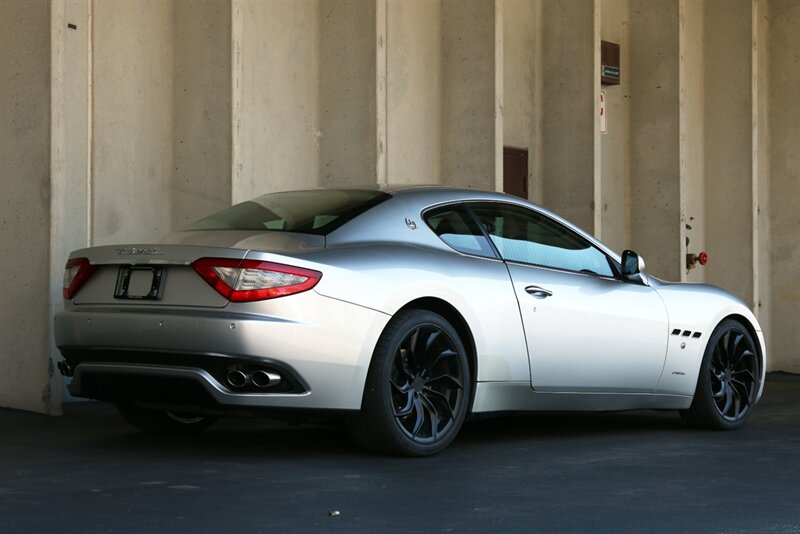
63, 258, 97, 299
192, 258, 321, 302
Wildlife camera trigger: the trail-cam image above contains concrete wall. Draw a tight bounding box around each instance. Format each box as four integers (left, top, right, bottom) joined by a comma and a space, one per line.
387, 0, 442, 185
502, 0, 538, 199
599, 0, 631, 253
680, 0, 706, 284
233, 0, 321, 202
441, 0, 498, 190
767, 0, 800, 372
540, 0, 596, 231
92, 0, 175, 245
628, 0, 681, 280
319, 0, 377, 188
172, 0, 232, 228
703, 0, 754, 306
0, 0, 55, 413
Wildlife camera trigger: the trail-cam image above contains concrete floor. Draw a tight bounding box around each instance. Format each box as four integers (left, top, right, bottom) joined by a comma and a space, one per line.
1, 373, 798, 533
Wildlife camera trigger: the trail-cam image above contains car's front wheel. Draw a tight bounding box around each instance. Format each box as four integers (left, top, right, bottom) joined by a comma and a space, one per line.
116, 403, 218, 434
347, 309, 471, 456
681, 318, 760, 430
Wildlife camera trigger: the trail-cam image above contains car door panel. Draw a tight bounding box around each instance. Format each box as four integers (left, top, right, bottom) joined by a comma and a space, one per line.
507, 264, 669, 393
467, 201, 670, 394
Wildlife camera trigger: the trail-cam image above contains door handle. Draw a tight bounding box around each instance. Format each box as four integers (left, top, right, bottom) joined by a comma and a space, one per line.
524, 285, 553, 299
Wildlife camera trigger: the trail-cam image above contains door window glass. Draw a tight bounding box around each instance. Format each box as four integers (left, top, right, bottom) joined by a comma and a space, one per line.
424, 205, 496, 258
469, 203, 614, 276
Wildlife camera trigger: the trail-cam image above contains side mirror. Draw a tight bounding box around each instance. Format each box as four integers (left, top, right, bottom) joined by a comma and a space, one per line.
621, 250, 645, 278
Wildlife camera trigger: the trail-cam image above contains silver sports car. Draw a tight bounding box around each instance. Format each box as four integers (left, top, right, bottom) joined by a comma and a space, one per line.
55, 187, 766, 456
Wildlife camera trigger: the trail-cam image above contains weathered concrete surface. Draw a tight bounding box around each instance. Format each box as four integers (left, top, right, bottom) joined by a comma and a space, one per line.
234, 0, 321, 201
441, 0, 497, 190
680, 0, 706, 285
767, 0, 800, 373
540, 0, 596, 231
599, 0, 632, 253
502, 0, 538, 199
172, 0, 232, 228
387, 0, 442, 185
703, 0, 754, 307
92, 0, 175, 245
628, 0, 681, 280
0, 0, 55, 414
320, 0, 377, 188
0, 373, 797, 532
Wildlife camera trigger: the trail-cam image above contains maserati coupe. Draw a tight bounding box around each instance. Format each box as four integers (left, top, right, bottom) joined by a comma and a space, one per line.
55, 187, 766, 456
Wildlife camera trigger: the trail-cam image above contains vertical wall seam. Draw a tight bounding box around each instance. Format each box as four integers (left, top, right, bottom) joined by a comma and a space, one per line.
751, 0, 760, 316
678, 0, 688, 282
375, 0, 388, 186
231, 1, 243, 204
87, 0, 93, 246
48, 0, 66, 415
592, 0, 602, 238
494, 0, 503, 193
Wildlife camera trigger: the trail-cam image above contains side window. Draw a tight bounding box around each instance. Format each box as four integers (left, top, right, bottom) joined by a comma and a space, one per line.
469, 202, 614, 277
424, 205, 496, 258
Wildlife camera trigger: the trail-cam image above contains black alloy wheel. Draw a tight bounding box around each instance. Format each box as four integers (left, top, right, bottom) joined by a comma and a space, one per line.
390, 324, 465, 443
709, 327, 759, 421
347, 309, 471, 456
681, 319, 760, 430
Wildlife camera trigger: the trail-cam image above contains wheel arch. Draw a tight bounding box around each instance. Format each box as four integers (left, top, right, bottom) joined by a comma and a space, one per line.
721, 312, 766, 375
396, 297, 478, 413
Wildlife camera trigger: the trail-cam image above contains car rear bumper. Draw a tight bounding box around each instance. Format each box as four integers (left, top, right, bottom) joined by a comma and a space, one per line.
54, 291, 391, 411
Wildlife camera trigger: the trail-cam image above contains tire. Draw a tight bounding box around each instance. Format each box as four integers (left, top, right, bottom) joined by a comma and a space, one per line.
116, 403, 218, 434
680, 318, 760, 430
347, 309, 471, 456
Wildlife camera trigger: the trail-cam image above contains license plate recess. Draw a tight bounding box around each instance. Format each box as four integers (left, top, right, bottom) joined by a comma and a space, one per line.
114, 265, 164, 300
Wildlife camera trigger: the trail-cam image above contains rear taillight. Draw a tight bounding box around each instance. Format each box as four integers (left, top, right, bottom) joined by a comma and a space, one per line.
192, 258, 321, 302
63, 258, 97, 299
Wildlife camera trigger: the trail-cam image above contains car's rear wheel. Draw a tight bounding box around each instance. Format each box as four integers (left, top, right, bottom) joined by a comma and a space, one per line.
681, 319, 760, 430
347, 309, 471, 456
116, 403, 218, 434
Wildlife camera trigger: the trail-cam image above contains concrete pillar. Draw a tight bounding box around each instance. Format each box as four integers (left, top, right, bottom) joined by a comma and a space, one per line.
599, 0, 631, 252
441, 0, 499, 191
753, 0, 771, 364
679, 0, 705, 284
703, 0, 755, 305
386, 0, 443, 185
502, 0, 540, 201
92, 0, 175, 245
172, 0, 232, 228
539, 0, 596, 231
0, 0, 56, 414
628, 0, 681, 280
766, 0, 800, 372
50, 0, 92, 406
232, 0, 321, 202
319, 0, 377, 188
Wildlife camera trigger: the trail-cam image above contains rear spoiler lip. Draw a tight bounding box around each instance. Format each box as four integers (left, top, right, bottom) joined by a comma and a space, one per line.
67, 244, 250, 266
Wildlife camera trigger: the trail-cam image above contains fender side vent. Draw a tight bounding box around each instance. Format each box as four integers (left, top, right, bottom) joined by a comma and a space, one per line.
682, 330, 692, 337
692, 332, 702, 338
671, 329, 681, 336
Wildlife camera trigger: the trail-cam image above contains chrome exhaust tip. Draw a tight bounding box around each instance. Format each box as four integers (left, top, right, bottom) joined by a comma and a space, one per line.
57, 360, 72, 377
251, 370, 281, 388
226, 369, 249, 388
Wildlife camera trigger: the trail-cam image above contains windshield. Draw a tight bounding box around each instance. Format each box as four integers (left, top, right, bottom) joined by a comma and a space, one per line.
183, 190, 391, 236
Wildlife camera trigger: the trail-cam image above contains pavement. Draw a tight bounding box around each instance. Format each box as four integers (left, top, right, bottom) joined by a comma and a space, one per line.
1, 373, 798, 533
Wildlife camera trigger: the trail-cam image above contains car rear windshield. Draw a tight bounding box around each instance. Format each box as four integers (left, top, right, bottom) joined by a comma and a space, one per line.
183, 190, 391, 235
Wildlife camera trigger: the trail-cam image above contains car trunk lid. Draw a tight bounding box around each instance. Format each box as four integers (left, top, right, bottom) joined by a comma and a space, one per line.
68, 233, 323, 308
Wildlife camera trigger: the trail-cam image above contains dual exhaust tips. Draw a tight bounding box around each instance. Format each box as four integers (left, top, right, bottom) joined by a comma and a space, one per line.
226, 369, 281, 389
